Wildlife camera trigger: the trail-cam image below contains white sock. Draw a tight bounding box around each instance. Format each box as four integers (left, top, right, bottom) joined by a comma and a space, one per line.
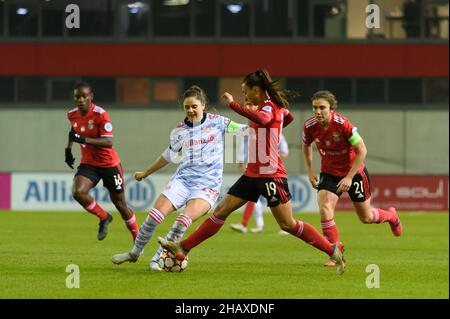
254, 200, 264, 228
151, 214, 192, 262
131, 208, 164, 256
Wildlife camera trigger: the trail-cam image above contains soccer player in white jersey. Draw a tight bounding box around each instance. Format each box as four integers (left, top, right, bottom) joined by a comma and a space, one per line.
111, 85, 247, 270
230, 132, 289, 234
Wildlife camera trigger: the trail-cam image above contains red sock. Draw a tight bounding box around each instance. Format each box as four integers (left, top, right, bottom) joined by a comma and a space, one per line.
84, 199, 108, 221
124, 213, 139, 241
321, 219, 339, 243
181, 214, 225, 251
291, 221, 334, 256
371, 208, 396, 223
241, 202, 255, 227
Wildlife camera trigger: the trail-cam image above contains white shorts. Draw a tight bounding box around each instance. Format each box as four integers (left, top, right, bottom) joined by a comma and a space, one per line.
161, 179, 221, 210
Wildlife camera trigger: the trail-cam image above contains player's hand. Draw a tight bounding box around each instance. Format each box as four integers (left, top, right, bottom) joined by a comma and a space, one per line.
221, 92, 234, 104
307, 171, 319, 189
69, 129, 86, 144
336, 176, 352, 194
133, 171, 146, 181
65, 148, 75, 169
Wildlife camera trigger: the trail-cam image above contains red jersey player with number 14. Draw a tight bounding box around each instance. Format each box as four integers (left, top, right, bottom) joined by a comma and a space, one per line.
65, 82, 139, 241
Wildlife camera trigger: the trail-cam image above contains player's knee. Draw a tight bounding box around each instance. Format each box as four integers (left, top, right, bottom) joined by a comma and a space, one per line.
72, 188, 86, 202
358, 214, 373, 224
279, 222, 294, 233
319, 205, 334, 218
212, 202, 230, 220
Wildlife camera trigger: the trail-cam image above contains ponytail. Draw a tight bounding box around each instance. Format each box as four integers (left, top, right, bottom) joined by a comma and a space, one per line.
243, 69, 299, 109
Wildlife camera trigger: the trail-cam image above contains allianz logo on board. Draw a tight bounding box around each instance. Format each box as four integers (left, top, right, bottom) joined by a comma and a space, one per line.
124, 177, 156, 211
22, 176, 156, 211
288, 176, 311, 212
20, 174, 311, 212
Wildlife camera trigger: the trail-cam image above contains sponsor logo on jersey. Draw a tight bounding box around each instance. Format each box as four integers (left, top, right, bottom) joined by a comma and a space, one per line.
332, 132, 342, 143
187, 135, 216, 147
262, 105, 272, 112
88, 120, 94, 130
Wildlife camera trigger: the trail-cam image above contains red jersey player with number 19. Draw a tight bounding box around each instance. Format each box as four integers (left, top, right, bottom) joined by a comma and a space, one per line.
159, 69, 346, 274
65, 82, 139, 241
302, 90, 402, 267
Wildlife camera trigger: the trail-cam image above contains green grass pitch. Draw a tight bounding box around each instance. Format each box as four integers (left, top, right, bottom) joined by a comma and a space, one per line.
0, 211, 448, 299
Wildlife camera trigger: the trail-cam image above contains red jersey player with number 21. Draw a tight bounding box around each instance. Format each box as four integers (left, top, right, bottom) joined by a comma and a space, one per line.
159, 69, 346, 275
302, 90, 402, 267
65, 82, 139, 241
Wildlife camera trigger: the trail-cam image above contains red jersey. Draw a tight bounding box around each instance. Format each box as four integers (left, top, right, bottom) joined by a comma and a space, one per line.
67, 103, 120, 168
244, 99, 288, 178
302, 112, 364, 177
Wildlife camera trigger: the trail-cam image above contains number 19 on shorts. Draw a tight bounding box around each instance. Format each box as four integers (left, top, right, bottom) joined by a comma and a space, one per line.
265, 182, 277, 196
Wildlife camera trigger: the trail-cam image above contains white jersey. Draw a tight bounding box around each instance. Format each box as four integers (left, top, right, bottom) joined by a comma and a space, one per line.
162, 113, 246, 191
238, 133, 289, 163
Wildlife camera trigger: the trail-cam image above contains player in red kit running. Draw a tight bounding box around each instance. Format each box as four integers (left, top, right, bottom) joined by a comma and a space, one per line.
65, 82, 139, 241
159, 69, 346, 274
302, 90, 402, 266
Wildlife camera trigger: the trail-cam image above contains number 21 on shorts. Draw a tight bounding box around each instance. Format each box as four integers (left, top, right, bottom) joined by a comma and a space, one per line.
353, 180, 363, 194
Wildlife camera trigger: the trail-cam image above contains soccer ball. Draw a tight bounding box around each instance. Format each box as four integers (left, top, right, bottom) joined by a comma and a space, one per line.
158, 249, 189, 272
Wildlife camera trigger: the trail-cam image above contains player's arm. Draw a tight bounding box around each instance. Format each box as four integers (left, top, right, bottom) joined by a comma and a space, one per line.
134, 155, 169, 181
85, 136, 113, 148
302, 143, 318, 189
222, 93, 273, 126
65, 125, 75, 169
282, 109, 294, 128
68, 129, 113, 148
336, 129, 367, 193
135, 132, 183, 181
229, 101, 273, 126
